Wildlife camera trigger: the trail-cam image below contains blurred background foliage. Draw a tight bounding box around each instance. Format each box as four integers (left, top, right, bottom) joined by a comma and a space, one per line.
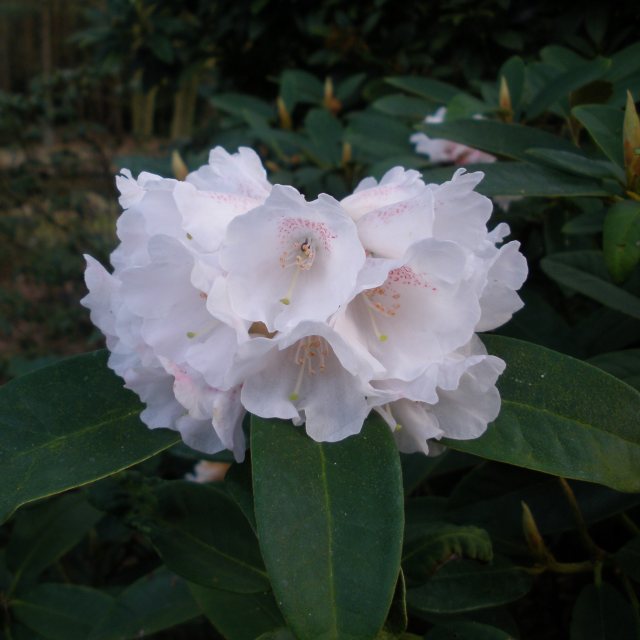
2, 2, 640, 639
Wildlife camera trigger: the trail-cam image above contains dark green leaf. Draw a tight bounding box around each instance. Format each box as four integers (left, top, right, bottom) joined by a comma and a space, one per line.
403, 523, 493, 583
385, 76, 461, 104
190, 584, 284, 640
304, 108, 343, 166
12, 584, 114, 640
527, 57, 611, 120
562, 208, 607, 235
89, 567, 200, 640
145, 481, 269, 593
384, 570, 408, 635
372, 94, 434, 119
251, 416, 404, 640
615, 536, 640, 583
444, 335, 640, 492
588, 349, 640, 391
210, 93, 274, 119
225, 459, 257, 532
418, 119, 575, 160
7, 493, 101, 593
603, 200, 640, 282
280, 70, 324, 111
346, 111, 413, 158
541, 251, 640, 319
407, 558, 531, 614
422, 162, 607, 197
526, 148, 622, 180
570, 583, 637, 640
0, 351, 179, 523
572, 105, 624, 167
425, 621, 514, 640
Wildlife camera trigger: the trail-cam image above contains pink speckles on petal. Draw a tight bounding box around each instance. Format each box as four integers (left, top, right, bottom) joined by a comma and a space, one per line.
387, 266, 428, 288
278, 217, 337, 252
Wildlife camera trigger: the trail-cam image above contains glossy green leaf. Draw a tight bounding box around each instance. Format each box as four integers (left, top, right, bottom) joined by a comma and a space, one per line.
7, 493, 101, 594
190, 584, 284, 640
346, 111, 413, 158
304, 108, 343, 166
603, 200, 640, 282
384, 570, 408, 635
385, 76, 461, 104
210, 93, 274, 119
89, 567, 200, 640
144, 481, 269, 593
570, 583, 637, 640
562, 208, 607, 235
407, 558, 531, 614
444, 335, 640, 492
403, 523, 492, 584
0, 350, 179, 524
526, 148, 622, 180
372, 94, 434, 118
615, 536, 640, 582
572, 105, 624, 167
257, 630, 297, 640
280, 69, 324, 111
588, 349, 640, 390
526, 57, 611, 119
607, 42, 640, 83
225, 458, 257, 532
422, 162, 607, 197
251, 416, 404, 640
425, 621, 514, 640
418, 119, 575, 160
541, 250, 640, 319
12, 584, 114, 640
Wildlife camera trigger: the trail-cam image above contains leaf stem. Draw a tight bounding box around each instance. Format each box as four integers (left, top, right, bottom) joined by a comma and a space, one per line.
558, 478, 605, 560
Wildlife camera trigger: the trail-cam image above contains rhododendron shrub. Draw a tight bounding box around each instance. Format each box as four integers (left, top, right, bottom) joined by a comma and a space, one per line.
82, 147, 527, 461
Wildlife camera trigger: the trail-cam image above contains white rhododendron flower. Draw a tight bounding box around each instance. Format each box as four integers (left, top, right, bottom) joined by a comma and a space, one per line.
410, 107, 497, 165
82, 146, 527, 460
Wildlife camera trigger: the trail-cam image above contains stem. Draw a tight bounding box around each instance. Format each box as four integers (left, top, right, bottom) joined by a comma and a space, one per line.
558, 478, 605, 560
621, 513, 640, 536
621, 574, 640, 640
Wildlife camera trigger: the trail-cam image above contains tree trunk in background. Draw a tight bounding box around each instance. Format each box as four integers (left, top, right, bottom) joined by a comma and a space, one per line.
0, 17, 10, 92
170, 71, 200, 140
41, 0, 55, 147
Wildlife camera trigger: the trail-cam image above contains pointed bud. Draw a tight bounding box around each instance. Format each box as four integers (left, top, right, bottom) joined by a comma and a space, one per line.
499, 76, 513, 123
341, 141, 352, 167
624, 91, 640, 192
323, 76, 342, 115
277, 96, 292, 130
522, 501, 550, 561
171, 150, 189, 181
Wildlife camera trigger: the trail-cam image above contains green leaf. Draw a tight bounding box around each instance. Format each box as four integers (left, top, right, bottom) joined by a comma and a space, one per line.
384, 570, 408, 635
526, 148, 622, 180
570, 583, 638, 640
225, 458, 257, 532
257, 630, 297, 640
615, 536, 640, 582
425, 621, 514, 640
588, 349, 640, 391
385, 76, 461, 104
0, 351, 179, 523
12, 584, 114, 640
607, 42, 640, 83
603, 200, 640, 282
190, 584, 284, 640
562, 208, 607, 235
210, 93, 274, 119
279, 70, 324, 111
572, 105, 624, 167
444, 335, 640, 492
541, 250, 640, 319
403, 523, 493, 584
144, 481, 269, 593
251, 416, 404, 640
346, 111, 413, 158
304, 108, 343, 166
407, 558, 531, 614
527, 57, 611, 119
89, 567, 200, 640
7, 493, 101, 594
418, 119, 575, 160
421, 162, 607, 197
372, 94, 434, 118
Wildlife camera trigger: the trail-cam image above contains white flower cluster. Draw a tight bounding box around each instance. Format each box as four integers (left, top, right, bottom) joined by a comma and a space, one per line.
82, 147, 527, 461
